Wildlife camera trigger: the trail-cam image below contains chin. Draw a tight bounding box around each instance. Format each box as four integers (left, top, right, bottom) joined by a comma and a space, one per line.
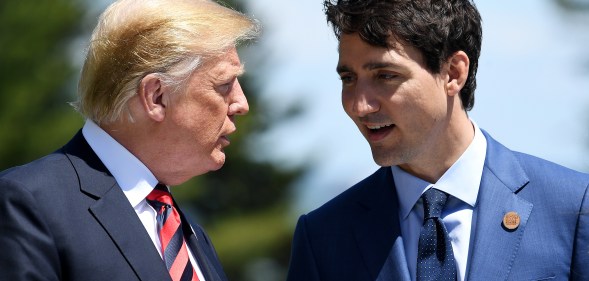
373, 158, 394, 167
209, 154, 226, 171
370, 148, 399, 167
209, 163, 224, 171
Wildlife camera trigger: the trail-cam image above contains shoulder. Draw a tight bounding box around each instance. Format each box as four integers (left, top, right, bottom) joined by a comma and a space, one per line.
483, 131, 589, 203
0, 150, 76, 230
0, 150, 77, 193
483, 130, 589, 182
0, 130, 93, 196
512, 151, 589, 206
487, 132, 589, 186
513, 151, 589, 182
0, 150, 78, 200
303, 167, 393, 227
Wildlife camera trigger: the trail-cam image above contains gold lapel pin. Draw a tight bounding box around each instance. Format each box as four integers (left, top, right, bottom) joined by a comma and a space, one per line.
502, 211, 520, 230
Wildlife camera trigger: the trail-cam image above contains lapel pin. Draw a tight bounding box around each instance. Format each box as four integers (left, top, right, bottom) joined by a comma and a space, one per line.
502, 211, 520, 231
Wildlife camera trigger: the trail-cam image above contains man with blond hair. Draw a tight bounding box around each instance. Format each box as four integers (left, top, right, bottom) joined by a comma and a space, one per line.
0, 0, 259, 280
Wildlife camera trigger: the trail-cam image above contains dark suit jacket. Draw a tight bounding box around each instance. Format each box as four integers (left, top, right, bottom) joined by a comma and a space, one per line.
0, 131, 227, 281
287, 131, 589, 281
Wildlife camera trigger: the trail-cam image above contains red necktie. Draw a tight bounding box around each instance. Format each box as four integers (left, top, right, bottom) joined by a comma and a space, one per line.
147, 184, 199, 281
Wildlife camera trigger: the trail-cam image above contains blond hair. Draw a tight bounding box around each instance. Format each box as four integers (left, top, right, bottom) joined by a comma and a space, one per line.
74, 0, 260, 124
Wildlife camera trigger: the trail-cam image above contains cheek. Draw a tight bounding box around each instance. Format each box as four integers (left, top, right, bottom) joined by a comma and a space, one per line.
184, 96, 226, 123
341, 89, 357, 115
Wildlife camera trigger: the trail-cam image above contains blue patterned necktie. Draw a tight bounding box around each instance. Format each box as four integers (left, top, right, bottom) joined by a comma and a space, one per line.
416, 188, 457, 281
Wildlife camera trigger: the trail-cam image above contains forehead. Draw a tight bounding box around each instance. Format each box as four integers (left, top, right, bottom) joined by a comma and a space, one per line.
199, 47, 244, 79
337, 33, 425, 72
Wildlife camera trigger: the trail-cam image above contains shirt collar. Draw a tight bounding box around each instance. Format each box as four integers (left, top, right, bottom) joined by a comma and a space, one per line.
393, 121, 487, 220
82, 119, 158, 208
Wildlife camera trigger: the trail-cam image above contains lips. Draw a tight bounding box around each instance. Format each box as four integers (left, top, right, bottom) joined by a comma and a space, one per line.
220, 130, 234, 146
219, 135, 230, 146
365, 123, 394, 142
218, 122, 236, 148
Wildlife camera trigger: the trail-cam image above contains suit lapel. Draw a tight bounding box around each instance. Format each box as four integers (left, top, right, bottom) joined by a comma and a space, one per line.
64, 131, 171, 281
354, 167, 411, 281
89, 186, 171, 281
179, 207, 226, 281
376, 236, 411, 281
466, 132, 533, 280
186, 234, 220, 281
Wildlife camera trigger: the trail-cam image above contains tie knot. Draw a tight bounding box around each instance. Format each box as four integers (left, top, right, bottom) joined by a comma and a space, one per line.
146, 184, 174, 208
422, 188, 448, 219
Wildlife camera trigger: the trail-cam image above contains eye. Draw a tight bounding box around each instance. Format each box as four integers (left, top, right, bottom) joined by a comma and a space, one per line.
377, 73, 398, 80
215, 79, 234, 94
339, 73, 355, 85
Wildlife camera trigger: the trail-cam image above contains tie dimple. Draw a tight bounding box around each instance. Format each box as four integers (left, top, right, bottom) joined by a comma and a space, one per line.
422, 188, 447, 219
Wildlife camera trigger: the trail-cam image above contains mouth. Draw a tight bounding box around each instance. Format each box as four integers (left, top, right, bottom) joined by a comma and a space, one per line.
219, 135, 231, 147
365, 123, 394, 142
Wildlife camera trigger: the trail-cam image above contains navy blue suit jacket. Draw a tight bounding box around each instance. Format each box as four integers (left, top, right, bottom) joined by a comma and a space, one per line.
0, 131, 227, 281
287, 132, 589, 280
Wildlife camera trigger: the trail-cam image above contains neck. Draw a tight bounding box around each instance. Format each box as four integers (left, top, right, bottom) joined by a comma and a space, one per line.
101, 118, 167, 179
399, 111, 474, 183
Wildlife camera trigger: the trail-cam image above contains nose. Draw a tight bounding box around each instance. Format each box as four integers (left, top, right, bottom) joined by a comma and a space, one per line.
344, 82, 378, 117
228, 79, 249, 116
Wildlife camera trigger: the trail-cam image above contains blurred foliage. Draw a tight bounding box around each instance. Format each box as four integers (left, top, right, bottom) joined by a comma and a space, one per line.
555, 0, 589, 11
0, 0, 303, 280
0, 0, 85, 168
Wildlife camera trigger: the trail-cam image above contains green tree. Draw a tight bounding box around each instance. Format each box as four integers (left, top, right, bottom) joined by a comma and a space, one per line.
0, 0, 84, 169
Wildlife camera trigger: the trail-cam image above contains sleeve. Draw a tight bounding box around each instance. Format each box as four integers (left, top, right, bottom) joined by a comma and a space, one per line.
0, 179, 61, 281
571, 183, 589, 280
286, 215, 321, 281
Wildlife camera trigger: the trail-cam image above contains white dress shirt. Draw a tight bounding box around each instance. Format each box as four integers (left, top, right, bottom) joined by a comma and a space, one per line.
82, 120, 206, 281
392, 121, 487, 281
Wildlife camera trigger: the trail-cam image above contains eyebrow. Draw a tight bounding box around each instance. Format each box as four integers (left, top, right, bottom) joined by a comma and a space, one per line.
222, 64, 245, 79
235, 64, 246, 76
336, 65, 351, 74
211, 64, 245, 82
336, 61, 402, 74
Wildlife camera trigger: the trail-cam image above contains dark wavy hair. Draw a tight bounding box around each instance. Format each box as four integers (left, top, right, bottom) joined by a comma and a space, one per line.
324, 0, 482, 111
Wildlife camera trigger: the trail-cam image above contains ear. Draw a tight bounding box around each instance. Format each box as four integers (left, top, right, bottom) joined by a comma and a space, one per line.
445, 51, 470, 97
138, 73, 166, 122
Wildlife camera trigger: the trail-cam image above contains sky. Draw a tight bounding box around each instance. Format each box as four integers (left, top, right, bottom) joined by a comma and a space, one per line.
243, 1, 589, 213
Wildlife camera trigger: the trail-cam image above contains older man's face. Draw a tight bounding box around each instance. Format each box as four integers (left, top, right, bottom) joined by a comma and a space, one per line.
161, 47, 249, 183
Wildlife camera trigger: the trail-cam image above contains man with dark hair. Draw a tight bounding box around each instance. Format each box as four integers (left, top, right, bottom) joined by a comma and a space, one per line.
287, 1, 589, 280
